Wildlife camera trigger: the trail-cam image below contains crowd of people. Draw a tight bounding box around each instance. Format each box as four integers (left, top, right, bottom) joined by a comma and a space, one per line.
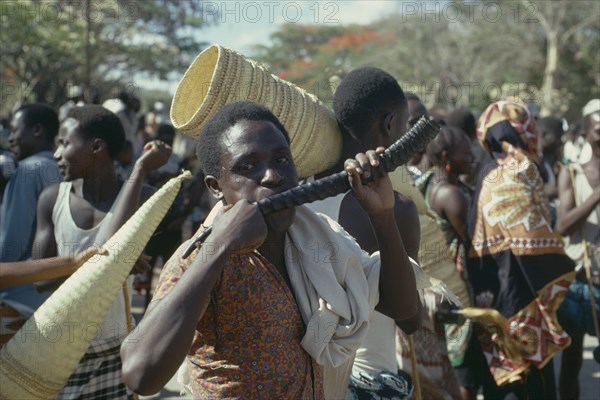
0, 65, 598, 400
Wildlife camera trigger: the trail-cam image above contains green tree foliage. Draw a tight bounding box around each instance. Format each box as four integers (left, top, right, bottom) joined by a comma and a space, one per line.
1, 0, 209, 114
253, 0, 598, 120
252, 23, 383, 108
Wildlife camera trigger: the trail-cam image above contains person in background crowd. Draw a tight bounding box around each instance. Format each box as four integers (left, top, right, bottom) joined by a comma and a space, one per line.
136, 123, 187, 306
136, 113, 150, 147
84, 86, 102, 105
446, 107, 491, 190
118, 94, 143, 158
555, 99, 600, 400
405, 93, 431, 177
537, 116, 565, 214
0, 145, 17, 205
563, 100, 599, 165
103, 91, 143, 158
145, 101, 166, 138
420, 126, 474, 248
310, 67, 422, 399
1, 104, 62, 320
114, 140, 134, 182
1, 117, 16, 204
418, 126, 476, 400
58, 85, 85, 122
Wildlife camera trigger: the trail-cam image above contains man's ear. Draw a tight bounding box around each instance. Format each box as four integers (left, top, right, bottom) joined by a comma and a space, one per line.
382, 112, 395, 137
91, 138, 106, 156
32, 123, 44, 139
204, 175, 223, 200
440, 149, 449, 165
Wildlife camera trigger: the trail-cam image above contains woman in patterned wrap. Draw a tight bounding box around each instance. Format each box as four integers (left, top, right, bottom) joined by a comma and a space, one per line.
465, 100, 575, 399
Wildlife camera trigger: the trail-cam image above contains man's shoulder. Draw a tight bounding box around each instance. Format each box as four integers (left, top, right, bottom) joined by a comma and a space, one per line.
39, 181, 62, 200
18, 152, 58, 171
20, 151, 55, 164
16, 152, 61, 185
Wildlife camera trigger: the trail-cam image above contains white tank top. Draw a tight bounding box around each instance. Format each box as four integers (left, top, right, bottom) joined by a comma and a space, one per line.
52, 181, 134, 341
352, 310, 397, 375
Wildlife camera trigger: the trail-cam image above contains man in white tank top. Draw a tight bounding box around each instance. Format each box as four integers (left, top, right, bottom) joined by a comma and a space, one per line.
32, 105, 170, 400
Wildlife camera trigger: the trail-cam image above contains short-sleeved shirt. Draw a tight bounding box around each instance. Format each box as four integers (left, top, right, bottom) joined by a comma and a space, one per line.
0, 151, 62, 262
153, 242, 324, 399
0, 151, 61, 313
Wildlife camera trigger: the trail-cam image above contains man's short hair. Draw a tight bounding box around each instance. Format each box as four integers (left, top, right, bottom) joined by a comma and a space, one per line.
426, 126, 468, 165
196, 101, 290, 178
15, 103, 59, 143
536, 116, 564, 139
333, 67, 407, 141
66, 105, 125, 159
157, 124, 176, 139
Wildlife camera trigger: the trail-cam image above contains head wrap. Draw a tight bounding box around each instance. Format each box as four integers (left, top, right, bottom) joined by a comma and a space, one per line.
477, 100, 537, 160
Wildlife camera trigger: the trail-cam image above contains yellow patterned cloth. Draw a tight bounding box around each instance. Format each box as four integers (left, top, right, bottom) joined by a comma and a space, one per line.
469, 144, 559, 259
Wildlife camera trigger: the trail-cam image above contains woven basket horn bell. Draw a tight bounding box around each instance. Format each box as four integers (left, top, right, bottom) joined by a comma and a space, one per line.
170, 44, 342, 178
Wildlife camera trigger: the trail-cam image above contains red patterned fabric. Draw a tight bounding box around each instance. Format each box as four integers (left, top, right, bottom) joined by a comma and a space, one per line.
477, 274, 574, 385
153, 240, 323, 399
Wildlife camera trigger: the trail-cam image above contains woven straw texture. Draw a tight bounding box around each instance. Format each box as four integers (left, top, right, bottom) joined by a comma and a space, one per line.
0, 171, 192, 400
170, 44, 342, 178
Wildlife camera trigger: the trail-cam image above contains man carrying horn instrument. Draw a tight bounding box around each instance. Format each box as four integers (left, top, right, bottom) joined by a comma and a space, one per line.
32, 105, 171, 399
121, 101, 423, 398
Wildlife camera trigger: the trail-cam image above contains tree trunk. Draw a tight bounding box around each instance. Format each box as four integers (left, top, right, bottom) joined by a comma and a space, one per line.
540, 31, 559, 117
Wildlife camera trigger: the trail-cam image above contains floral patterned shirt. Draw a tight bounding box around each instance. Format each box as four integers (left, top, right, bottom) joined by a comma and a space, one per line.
153, 241, 324, 399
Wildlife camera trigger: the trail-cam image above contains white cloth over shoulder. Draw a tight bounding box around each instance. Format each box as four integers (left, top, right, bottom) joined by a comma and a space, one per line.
285, 205, 381, 368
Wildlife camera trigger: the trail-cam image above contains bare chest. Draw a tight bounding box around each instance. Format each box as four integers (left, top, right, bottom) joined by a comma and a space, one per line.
581, 161, 599, 188
67, 192, 113, 230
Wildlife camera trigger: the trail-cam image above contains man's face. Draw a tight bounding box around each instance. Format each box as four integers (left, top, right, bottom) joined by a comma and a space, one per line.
448, 132, 475, 175
8, 111, 37, 161
215, 119, 299, 232
54, 118, 93, 181
387, 105, 409, 147
539, 127, 562, 155
585, 111, 600, 157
